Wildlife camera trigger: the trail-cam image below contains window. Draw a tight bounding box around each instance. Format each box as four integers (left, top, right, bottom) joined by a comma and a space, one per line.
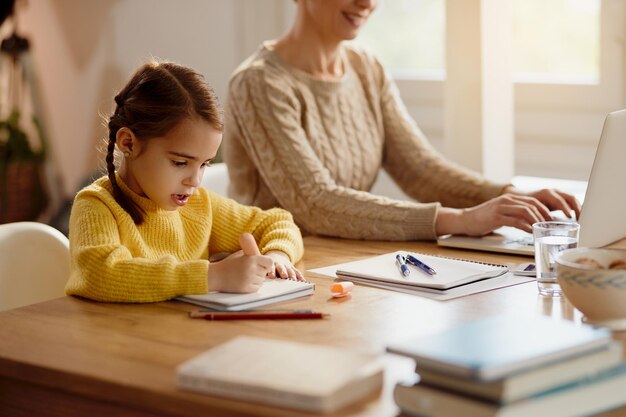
356, 0, 445, 80
350, 0, 623, 180
512, 0, 600, 84
359, 0, 601, 85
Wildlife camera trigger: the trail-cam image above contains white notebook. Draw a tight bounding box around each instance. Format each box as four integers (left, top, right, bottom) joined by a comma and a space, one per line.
387, 315, 612, 381
176, 335, 384, 413
335, 251, 508, 291
175, 278, 315, 311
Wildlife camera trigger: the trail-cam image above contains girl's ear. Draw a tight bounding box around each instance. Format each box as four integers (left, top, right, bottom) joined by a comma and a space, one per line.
116, 127, 137, 157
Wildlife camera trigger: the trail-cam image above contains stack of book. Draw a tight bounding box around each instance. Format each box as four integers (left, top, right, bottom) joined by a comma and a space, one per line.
387, 315, 626, 417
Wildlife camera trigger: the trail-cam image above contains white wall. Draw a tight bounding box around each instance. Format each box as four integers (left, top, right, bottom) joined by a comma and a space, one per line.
10, 0, 625, 200
15, 0, 287, 197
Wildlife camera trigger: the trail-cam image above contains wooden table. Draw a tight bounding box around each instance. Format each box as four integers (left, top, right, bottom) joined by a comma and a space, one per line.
1, 236, 625, 417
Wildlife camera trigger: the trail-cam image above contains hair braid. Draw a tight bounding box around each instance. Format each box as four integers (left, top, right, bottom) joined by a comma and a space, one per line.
106, 111, 144, 224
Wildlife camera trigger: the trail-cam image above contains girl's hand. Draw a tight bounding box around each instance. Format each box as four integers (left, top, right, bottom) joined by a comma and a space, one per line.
264, 250, 305, 281
207, 234, 274, 293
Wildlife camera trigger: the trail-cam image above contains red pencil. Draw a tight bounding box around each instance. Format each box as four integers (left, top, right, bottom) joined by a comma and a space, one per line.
188, 310, 329, 320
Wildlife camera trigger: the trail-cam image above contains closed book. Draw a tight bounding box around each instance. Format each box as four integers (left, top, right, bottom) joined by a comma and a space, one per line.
335, 251, 508, 291
393, 363, 626, 417
386, 315, 611, 381
176, 335, 384, 414
175, 278, 314, 311
416, 342, 623, 403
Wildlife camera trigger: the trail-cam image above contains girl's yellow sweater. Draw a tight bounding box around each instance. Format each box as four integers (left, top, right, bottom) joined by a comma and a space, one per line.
65, 175, 304, 303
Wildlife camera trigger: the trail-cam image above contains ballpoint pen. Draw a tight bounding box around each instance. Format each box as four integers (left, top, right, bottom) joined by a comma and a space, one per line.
189, 309, 329, 320
395, 254, 410, 277
405, 254, 437, 276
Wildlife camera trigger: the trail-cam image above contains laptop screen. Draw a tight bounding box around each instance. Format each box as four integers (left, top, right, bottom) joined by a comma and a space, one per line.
578, 108, 626, 247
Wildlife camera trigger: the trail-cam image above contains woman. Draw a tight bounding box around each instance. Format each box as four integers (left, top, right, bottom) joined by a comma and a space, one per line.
223, 0, 579, 241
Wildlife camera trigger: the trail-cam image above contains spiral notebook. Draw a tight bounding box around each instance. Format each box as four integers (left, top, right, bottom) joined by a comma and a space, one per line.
175, 278, 315, 311
335, 251, 508, 293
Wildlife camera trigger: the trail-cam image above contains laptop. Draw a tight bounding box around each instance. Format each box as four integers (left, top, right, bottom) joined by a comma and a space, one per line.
437, 108, 626, 256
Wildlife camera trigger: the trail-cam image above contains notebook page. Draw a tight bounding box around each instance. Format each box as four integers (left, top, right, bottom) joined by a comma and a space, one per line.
336, 251, 507, 290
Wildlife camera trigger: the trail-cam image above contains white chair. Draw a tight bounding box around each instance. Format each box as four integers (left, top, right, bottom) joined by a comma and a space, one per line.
201, 162, 229, 196
0, 221, 70, 311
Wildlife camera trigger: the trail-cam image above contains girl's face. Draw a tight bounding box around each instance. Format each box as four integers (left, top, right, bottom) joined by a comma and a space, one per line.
120, 117, 221, 211
300, 0, 377, 42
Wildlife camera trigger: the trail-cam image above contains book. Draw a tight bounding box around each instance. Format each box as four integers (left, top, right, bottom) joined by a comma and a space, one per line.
176, 335, 384, 413
175, 278, 315, 311
393, 363, 626, 417
386, 315, 612, 381
335, 251, 508, 291
415, 342, 623, 403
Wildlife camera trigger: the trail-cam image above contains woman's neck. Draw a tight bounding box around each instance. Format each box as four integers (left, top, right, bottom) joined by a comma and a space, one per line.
273, 27, 344, 81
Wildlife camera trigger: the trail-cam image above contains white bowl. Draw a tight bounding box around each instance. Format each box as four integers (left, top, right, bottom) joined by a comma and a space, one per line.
556, 247, 626, 331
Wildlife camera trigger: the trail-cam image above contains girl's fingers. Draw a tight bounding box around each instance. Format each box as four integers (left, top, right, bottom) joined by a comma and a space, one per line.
271, 263, 304, 280
295, 269, 305, 281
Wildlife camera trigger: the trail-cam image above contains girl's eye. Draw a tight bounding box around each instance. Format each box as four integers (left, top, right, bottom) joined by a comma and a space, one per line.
172, 160, 187, 167
201, 161, 212, 168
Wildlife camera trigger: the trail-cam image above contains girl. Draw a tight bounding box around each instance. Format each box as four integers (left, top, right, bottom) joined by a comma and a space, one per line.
66, 60, 304, 303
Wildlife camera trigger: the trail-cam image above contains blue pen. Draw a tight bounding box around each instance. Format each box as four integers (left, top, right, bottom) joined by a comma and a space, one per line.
405, 254, 437, 276
395, 254, 410, 277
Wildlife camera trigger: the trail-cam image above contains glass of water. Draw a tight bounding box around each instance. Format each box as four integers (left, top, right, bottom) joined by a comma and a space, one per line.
532, 221, 580, 296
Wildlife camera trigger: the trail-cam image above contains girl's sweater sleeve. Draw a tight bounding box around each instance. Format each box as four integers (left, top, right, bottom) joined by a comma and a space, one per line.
206, 191, 304, 264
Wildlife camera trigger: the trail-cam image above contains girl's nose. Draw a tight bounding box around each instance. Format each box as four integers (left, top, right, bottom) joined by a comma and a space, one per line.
186, 168, 203, 187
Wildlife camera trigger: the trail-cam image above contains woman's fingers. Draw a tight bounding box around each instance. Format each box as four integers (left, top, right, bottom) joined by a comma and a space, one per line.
529, 189, 581, 219
510, 195, 551, 220
496, 201, 544, 227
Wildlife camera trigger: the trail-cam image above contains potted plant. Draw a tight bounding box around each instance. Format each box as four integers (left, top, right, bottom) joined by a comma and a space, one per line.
0, 109, 47, 223
0, 2, 48, 223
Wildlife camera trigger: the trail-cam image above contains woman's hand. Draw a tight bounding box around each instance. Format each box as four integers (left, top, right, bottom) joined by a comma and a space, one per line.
207, 234, 273, 293
504, 186, 581, 220
436, 188, 581, 237
264, 250, 305, 281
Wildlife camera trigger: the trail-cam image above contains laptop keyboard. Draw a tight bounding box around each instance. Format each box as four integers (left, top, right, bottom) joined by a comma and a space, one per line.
504, 237, 534, 246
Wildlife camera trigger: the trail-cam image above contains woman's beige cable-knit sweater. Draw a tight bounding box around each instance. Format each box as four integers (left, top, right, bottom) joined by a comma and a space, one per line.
223, 42, 507, 241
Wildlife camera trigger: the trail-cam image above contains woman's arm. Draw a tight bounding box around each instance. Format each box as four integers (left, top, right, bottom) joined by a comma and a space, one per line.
225, 65, 441, 241
372, 57, 508, 209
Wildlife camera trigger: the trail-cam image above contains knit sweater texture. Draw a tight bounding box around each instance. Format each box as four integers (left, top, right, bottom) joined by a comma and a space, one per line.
224, 42, 507, 241
66, 174, 304, 303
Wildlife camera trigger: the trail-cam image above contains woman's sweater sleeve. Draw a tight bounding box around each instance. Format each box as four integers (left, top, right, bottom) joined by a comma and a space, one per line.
227, 68, 442, 241
372, 58, 508, 208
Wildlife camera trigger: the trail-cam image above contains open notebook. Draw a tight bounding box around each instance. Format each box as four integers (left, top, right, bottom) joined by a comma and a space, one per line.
335, 251, 508, 293
175, 278, 315, 311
